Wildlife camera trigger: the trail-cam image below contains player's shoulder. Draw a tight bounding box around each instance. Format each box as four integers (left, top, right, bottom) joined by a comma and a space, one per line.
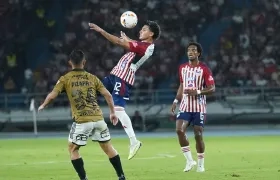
179, 62, 189, 69
87, 72, 102, 82
133, 41, 154, 48
62, 71, 76, 80
198, 62, 208, 68
199, 62, 211, 71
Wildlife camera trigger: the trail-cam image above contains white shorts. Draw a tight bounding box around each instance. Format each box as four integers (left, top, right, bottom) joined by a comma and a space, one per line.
68, 120, 111, 146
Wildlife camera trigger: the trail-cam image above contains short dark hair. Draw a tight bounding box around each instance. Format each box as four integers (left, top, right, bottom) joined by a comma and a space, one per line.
69, 50, 85, 65
187, 42, 203, 58
145, 20, 161, 40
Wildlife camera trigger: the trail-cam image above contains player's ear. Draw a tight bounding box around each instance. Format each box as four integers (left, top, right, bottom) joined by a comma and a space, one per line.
68, 60, 72, 67
150, 32, 154, 38
82, 59, 86, 66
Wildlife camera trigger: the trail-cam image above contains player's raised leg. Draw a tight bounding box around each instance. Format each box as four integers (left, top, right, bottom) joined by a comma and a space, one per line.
176, 112, 196, 172
111, 77, 141, 160
68, 122, 92, 180
193, 112, 206, 172
92, 121, 126, 180
115, 106, 141, 160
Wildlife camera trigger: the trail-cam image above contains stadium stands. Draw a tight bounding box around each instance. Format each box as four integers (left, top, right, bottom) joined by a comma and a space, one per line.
0, 0, 279, 108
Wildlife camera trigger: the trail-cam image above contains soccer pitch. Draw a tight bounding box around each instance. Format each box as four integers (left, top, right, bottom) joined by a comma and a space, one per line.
0, 136, 279, 180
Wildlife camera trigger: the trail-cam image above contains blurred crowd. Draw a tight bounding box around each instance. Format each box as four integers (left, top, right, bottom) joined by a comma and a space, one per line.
0, 0, 280, 97
207, 0, 280, 87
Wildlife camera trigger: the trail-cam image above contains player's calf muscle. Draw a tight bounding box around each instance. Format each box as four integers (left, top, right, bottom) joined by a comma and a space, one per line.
99, 141, 118, 158
194, 126, 204, 153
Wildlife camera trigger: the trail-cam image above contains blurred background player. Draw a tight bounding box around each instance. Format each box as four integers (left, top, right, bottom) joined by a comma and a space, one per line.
88, 21, 161, 159
171, 42, 215, 172
38, 50, 126, 180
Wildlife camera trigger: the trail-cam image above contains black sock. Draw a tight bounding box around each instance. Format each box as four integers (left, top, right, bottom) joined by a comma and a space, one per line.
109, 154, 125, 177
71, 158, 86, 180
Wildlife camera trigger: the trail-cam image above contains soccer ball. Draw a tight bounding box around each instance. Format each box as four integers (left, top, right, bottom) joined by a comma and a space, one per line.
120, 11, 138, 29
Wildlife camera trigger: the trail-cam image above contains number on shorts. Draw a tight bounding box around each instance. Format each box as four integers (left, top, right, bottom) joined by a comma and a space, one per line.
100, 129, 110, 138
200, 113, 204, 121
76, 134, 88, 141
114, 82, 121, 94
176, 112, 181, 118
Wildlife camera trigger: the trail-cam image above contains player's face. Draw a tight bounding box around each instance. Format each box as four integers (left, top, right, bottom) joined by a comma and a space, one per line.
139, 25, 153, 40
187, 45, 200, 61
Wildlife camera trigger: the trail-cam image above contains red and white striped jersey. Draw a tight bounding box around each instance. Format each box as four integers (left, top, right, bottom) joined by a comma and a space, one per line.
178, 62, 215, 113
110, 41, 154, 85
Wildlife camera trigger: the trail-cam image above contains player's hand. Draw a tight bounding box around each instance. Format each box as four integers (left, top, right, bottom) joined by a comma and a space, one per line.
130, 63, 137, 71
38, 105, 45, 112
185, 89, 197, 96
110, 113, 118, 126
120, 31, 126, 38
120, 31, 129, 41
88, 23, 104, 33
170, 103, 177, 115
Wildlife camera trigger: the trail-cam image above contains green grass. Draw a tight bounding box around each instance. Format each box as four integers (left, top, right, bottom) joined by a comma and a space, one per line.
0, 136, 279, 180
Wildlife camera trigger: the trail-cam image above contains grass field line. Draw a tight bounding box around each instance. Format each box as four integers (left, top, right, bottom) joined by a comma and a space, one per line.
1, 153, 176, 166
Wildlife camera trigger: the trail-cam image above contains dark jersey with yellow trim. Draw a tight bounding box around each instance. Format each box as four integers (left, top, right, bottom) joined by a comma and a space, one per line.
53, 69, 104, 123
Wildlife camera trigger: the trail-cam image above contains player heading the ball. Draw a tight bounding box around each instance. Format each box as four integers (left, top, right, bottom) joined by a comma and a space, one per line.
171, 42, 215, 173
89, 19, 160, 160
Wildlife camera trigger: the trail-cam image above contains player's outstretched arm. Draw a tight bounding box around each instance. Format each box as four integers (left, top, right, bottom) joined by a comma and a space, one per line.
89, 23, 130, 49
39, 76, 65, 111
38, 91, 59, 111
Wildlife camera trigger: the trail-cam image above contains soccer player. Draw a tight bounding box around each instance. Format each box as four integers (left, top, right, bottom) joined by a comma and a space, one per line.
38, 50, 126, 180
171, 42, 215, 172
88, 21, 161, 159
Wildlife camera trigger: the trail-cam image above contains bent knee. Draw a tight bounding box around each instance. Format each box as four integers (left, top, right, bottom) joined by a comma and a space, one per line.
194, 127, 203, 139
68, 142, 79, 153
176, 129, 184, 135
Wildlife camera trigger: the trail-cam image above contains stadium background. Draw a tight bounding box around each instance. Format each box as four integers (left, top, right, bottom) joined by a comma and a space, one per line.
0, 0, 279, 133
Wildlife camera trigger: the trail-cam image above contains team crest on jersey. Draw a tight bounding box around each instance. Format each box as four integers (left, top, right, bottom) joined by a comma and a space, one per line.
121, 59, 129, 69
195, 69, 202, 74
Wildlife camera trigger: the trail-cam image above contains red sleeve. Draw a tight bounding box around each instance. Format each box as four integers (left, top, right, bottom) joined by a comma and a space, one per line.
179, 65, 183, 83
129, 41, 149, 56
203, 66, 215, 86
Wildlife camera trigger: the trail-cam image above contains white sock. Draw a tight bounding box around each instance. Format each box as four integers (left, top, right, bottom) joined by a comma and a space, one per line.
115, 109, 138, 145
197, 153, 205, 167
181, 146, 193, 162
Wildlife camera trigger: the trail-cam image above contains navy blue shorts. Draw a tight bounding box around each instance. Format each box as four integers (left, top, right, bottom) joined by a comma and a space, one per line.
102, 75, 132, 107
176, 112, 206, 127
